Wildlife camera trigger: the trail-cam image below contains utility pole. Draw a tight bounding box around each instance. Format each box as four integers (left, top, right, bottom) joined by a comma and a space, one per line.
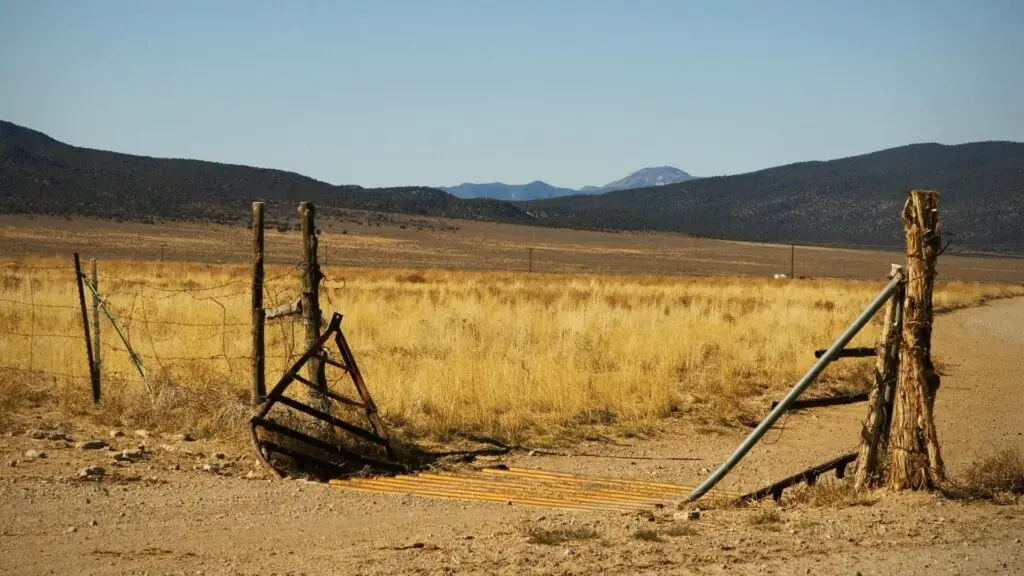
790, 244, 795, 278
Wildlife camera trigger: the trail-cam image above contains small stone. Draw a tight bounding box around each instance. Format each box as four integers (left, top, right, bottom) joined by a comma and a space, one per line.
76, 440, 108, 450
28, 429, 69, 441
672, 509, 701, 521
109, 430, 124, 438
113, 449, 144, 462
66, 526, 77, 533
89, 520, 98, 527
133, 429, 149, 439
1016, 538, 1022, 545
202, 463, 220, 473
213, 452, 226, 460
169, 464, 181, 471
119, 512, 126, 518
564, 548, 575, 556
170, 433, 195, 442
7, 460, 16, 468
77, 466, 105, 479
23, 449, 45, 459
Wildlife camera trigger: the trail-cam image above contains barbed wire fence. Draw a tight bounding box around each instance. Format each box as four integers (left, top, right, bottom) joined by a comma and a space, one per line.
0, 259, 344, 405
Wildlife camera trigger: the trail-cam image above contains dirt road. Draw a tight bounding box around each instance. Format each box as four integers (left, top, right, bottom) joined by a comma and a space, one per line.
2, 299, 1023, 575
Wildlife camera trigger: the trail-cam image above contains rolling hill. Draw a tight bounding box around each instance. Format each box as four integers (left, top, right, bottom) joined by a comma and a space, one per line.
2, 120, 1022, 253
0, 121, 529, 228
521, 142, 1024, 253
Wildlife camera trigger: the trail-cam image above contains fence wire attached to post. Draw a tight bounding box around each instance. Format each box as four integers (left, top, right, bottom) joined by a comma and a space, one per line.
73, 253, 101, 404
683, 272, 905, 503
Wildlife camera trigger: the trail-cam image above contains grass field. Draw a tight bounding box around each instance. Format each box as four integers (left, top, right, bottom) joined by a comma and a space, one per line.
2, 255, 1021, 446
3, 214, 1024, 283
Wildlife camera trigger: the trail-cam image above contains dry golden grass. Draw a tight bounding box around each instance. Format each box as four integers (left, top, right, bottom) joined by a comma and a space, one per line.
1, 257, 1021, 446
944, 449, 1024, 503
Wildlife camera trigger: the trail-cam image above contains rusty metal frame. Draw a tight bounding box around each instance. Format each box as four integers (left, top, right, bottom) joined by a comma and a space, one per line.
812, 346, 876, 359
738, 452, 858, 503
250, 312, 404, 478
769, 391, 869, 412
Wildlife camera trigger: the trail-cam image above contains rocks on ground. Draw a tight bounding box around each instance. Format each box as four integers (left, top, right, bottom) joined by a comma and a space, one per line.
26, 429, 70, 442
76, 466, 105, 479
75, 439, 108, 450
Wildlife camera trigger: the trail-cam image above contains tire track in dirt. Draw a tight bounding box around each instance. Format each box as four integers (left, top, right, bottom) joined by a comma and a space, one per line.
931, 297, 1024, 475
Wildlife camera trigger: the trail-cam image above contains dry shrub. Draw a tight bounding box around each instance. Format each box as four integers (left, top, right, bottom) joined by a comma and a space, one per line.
746, 505, 783, 526
661, 524, 697, 537
524, 525, 599, 546
782, 478, 880, 508
631, 528, 663, 542
0, 369, 57, 432
945, 449, 1024, 502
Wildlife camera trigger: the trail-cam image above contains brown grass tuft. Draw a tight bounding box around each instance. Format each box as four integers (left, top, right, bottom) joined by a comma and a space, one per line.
746, 505, 783, 526
631, 528, 663, 542
945, 449, 1024, 502
782, 479, 880, 508
524, 525, 600, 546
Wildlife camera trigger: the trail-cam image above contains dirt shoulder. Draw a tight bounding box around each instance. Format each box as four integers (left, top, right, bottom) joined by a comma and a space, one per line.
1, 299, 1023, 575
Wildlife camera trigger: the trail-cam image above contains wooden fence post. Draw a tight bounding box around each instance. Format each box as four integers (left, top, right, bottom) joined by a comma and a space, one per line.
251, 202, 266, 406
299, 202, 327, 409
90, 258, 101, 396
887, 190, 945, 490
853, 263, 903, 489
74, 253, 100, 404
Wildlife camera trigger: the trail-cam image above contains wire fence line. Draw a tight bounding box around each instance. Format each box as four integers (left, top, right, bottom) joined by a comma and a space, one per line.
0, 260, 325, 395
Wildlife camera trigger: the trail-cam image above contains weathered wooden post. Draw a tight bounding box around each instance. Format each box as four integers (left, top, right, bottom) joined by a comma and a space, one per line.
887, 190, 945, 490
299, 202, 328, 408
251, 202, 266, 406
90, 258, 101, 395
853, 263, 903, 489
74, 253, 100, 404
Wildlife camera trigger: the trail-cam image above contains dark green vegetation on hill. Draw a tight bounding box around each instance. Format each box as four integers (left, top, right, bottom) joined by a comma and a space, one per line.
522, 142, 1024, 252
2, 120, 1022, 253
0, 121, 523, 229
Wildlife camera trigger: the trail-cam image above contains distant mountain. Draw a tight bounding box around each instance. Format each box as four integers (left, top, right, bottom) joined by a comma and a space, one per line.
595, 166, 696, 193
444, 166, 697, 201
444, 181, 575, 201
3, 120, 1022, 254
521, 142, 1024, 252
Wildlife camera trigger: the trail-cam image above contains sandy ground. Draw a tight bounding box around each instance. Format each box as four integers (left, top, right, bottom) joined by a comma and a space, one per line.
1, 299, 1023, 575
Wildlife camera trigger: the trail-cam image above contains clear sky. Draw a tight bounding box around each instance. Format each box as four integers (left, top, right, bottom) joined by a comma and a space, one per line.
1, 1, 1022, 189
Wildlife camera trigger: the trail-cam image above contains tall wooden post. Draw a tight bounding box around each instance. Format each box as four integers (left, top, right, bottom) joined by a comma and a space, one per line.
887, 190, 945, 490
853, 263, 903, 489
251, 202, 266, 406
74, 253, 100, 404
299, 202, 327, 408
90, 258, 101, 395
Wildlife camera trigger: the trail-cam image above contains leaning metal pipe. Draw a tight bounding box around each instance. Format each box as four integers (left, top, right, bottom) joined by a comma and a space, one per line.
683, 272, 904, 503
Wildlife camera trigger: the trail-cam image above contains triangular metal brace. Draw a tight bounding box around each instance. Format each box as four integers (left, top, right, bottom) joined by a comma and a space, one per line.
249, 313, 404, 478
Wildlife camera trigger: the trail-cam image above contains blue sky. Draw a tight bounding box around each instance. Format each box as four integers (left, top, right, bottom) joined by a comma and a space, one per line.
2, 1, 1022, 188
